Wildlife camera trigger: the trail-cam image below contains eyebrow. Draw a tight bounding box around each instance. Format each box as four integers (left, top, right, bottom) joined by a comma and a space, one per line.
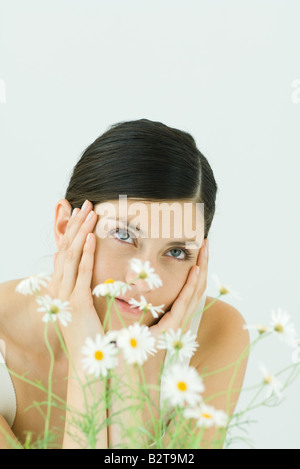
104, 216, 200, 248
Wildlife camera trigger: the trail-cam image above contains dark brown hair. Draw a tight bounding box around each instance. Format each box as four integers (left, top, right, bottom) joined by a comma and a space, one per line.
65, 118, 218, 238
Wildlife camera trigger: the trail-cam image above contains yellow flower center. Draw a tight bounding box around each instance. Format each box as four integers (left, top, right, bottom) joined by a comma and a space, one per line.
264, 374, 273, 385
177, 381, 187, 392
104, 279, 115, 284
220, 286, 229, 295
130, 338, 138, 348
202, 413, 213, 420
138, 270, 148, 280
173, 340, 183, 350
258, 325, 268, 334
274, 324, 284, 333
94, 350, 104, 361
50, 305, 60, 315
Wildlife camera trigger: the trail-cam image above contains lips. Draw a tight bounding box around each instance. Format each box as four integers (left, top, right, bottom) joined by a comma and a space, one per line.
115, 297, 142, 315
116, 297, 131, 303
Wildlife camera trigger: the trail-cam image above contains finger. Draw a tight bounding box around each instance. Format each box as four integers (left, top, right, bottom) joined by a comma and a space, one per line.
74, 232, 96, 304
182, 240, 209, 324
151, 242, 208, 336
52, 201, 93, 285
165, 241, 208, 328
176, 265, 200, 304
61, 210, 97, 297
193, 238, 209, 299
57, 200, 92, 252
166, 265, 200, 329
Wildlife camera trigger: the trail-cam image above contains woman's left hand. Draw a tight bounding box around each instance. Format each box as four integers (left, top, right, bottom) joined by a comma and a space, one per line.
150, 238, 209, 338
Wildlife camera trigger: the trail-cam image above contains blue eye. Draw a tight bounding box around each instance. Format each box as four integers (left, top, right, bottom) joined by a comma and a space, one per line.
110, 228, 193, 262
112, 228, 134, 243
166, 248, 185, 260
166, 248, 193, 262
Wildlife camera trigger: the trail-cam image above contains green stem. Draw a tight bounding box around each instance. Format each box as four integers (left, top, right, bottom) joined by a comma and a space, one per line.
111, 296, 127, 328
43, 321, 55, 449
181, 294, 221, 332
103, 296, 114, 331
36, 292, 100, 447
138, 364, 159, 446
225, 336, 254, 415
138, 309, 146, 325
201, 334, 264, 380
4, 366, 67, 407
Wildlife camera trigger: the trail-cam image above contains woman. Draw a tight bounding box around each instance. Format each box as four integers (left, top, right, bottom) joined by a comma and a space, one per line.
0, 119, 249, 449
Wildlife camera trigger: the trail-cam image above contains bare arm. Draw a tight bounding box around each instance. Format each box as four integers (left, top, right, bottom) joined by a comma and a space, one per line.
109, 241, 210, 449
162, 303, 250, 449
0, 202, 107, 449
47, 201, 107, 449
0, 415, 22, 449
108, 354, 147, 448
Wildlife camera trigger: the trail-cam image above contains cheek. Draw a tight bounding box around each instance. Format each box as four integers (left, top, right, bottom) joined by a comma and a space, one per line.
92, 237, 192, 302
92, 240, 122, 285
159, 270, 188, 309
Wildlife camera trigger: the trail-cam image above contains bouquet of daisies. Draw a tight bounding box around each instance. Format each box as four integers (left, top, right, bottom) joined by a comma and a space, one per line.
11, 260, 300, 449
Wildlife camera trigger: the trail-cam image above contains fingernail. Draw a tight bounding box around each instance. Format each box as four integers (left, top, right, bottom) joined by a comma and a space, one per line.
85, 210, 94, 223
82, 200, 89, 211
72, 208, 80, 218
195, 266, 200, 275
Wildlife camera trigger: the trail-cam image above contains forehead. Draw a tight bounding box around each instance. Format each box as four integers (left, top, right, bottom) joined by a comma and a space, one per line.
94, 197, 204, 247
94, 198, 203, 225
95, 197, 202, 212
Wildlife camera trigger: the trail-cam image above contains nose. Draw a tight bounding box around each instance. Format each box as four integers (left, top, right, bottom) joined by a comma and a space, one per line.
125, 269, 152, 296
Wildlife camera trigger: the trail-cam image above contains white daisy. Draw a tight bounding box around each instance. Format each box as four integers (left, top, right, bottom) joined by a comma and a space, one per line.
161, 363, 204, 408
183, 403, 228, 429
291, 339, 300, 364
270, 308, 298, 347
129, 258, 163, 290
15, 273, 52, 296
116, 323, 157, 365
104, 329, 120, 344
36, 294, 72, 327
211, 273, 241, 300
81, 333, 119, 378
92, 279, 132, 298
259, 363, 283, 400
243, 323, 270, 335
157, 328, 199, 363
128, 295, 165, 318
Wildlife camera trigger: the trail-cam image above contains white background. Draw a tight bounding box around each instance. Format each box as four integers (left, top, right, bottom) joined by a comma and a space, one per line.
0, 0, 299, 449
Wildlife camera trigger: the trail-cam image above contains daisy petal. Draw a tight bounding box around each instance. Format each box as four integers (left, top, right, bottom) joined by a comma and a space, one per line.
81, 333, 118, 378
161, 363, 204, 408
15, 273, 52, 296
116, 322, 157, 365
129, 258, 163, 290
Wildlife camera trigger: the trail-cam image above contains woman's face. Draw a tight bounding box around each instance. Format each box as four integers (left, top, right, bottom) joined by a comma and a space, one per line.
90, 198, 205, 330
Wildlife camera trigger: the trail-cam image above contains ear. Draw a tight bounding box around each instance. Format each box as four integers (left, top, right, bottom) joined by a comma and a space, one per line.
54, 199, 73, 249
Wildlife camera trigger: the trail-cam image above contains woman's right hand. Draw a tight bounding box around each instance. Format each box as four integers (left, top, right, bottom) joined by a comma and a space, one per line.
47, 199, 103, 359
46, 200, 108, 449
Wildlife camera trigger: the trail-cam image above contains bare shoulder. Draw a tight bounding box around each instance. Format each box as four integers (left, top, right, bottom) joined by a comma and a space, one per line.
202, 295, 248, 335
0, 278, 28, 314
193, 295, 249, 369
0, 278, 32, 339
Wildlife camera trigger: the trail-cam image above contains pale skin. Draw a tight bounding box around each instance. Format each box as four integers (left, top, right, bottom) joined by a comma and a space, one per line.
0, 198, 249, 449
